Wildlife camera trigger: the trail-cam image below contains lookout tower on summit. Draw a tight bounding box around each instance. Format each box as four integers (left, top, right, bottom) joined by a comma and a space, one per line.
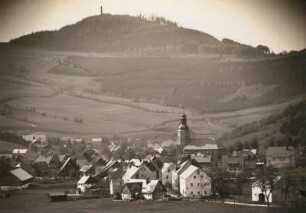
177, 113, 190, 146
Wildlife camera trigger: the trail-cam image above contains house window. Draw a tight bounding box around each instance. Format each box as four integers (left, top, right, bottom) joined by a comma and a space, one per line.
191, 191, 193, 195
200, 175, 203, 179
197, 183, 200, 186
194, 176, 196, 179
198, 191, 200, 195
190, 183, 193, 187
168, 169, 170, 173
166, 175, 169, 179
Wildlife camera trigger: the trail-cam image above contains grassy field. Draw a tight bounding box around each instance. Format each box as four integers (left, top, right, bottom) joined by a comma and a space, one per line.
1, 189, 302, 213
0, 140, 26, 153
7, 93, 179, 135
0, 44, 301, 141
49, 54, 304, 113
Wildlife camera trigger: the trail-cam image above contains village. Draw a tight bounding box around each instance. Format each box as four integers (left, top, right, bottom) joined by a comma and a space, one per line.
0, 113, 305, 208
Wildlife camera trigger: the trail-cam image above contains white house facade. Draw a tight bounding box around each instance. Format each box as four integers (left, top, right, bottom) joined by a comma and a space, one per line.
251, 181, 272, 203
179, 165, 211, 198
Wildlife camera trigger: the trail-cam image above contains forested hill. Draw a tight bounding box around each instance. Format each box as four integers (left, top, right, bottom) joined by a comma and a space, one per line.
10, 14, 266, 55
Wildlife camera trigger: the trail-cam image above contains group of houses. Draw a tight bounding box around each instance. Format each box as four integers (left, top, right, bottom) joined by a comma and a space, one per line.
1, 114, 304, 204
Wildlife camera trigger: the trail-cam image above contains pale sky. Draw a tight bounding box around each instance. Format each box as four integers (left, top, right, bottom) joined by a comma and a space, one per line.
0, 0, 305, 53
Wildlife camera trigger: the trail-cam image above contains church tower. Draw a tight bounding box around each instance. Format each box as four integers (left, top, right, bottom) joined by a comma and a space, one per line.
177, 113, 190, 146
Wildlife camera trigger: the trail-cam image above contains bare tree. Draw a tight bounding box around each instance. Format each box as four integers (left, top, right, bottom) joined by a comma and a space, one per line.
211, 169, 229, 202
281, 171, 295, 203
256, 166, 277, 207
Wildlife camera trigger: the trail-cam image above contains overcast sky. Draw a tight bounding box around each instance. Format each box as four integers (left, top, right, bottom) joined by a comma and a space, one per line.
0, 0, 305, 52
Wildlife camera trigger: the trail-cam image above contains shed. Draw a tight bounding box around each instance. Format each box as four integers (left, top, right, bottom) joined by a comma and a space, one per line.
48, 191, 67, 202
77, 175, 97, 193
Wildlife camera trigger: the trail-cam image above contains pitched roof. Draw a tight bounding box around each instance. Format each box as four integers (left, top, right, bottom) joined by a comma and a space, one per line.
122, 166, 139, 181
77, 175, 91, 184
59, 157, 72, 172
80, 164, 94, 173
180, 165, 198, 179
59, 154, 67, 163
101, 160, 119, 171
142, 161, 157, 172
126, 179, 166, 194
92, 155, 108, 165
126, 159, 142, 167
176, 160, 190, 174
184, 143, 219, 150
154, 147, 164, 154
34, 161, 50, 173
35, 155, 53, 164
124, 182, 143, 195
266, 146, 295, 158
142, 180, 161, 194
192, 155, 211, 163
161, 162, 175, 173
10, 168, 33, 181
109, 168, 124, 179
76, 159, 89, 168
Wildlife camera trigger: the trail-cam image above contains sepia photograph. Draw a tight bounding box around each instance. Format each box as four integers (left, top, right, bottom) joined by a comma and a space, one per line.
0, 0, 305, 212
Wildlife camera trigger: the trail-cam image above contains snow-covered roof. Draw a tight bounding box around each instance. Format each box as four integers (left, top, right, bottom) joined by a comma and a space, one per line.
12, 149, 28, 154
80, 164, 93, 173
109, 144, 121, 152
192, 155, 211, 163
122, 166, 139, 181
127, 159, 142, 167
92, 138, 102, 143
59, 157, 71, 172
77, 175, 90, 184
180, 165, 198, 179
155, 147, 164, 154
142, 180, 160, 194
10, 168, 33, 181
127, 179, 146, 185
184, 144, 219, 150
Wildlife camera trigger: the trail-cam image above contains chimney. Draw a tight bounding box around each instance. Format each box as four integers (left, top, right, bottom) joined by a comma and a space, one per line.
100, 6, 103, 15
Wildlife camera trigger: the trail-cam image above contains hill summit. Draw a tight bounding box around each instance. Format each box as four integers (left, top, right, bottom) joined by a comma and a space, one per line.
11, 14, 222, 54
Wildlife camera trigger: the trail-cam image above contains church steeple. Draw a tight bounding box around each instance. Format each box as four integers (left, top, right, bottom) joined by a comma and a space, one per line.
177, 113, 190, 146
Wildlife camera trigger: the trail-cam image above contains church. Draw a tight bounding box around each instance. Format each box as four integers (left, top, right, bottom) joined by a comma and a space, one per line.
176, 113, 224, 166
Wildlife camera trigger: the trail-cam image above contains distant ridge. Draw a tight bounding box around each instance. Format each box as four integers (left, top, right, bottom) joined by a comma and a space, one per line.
10, 14, 263, 55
